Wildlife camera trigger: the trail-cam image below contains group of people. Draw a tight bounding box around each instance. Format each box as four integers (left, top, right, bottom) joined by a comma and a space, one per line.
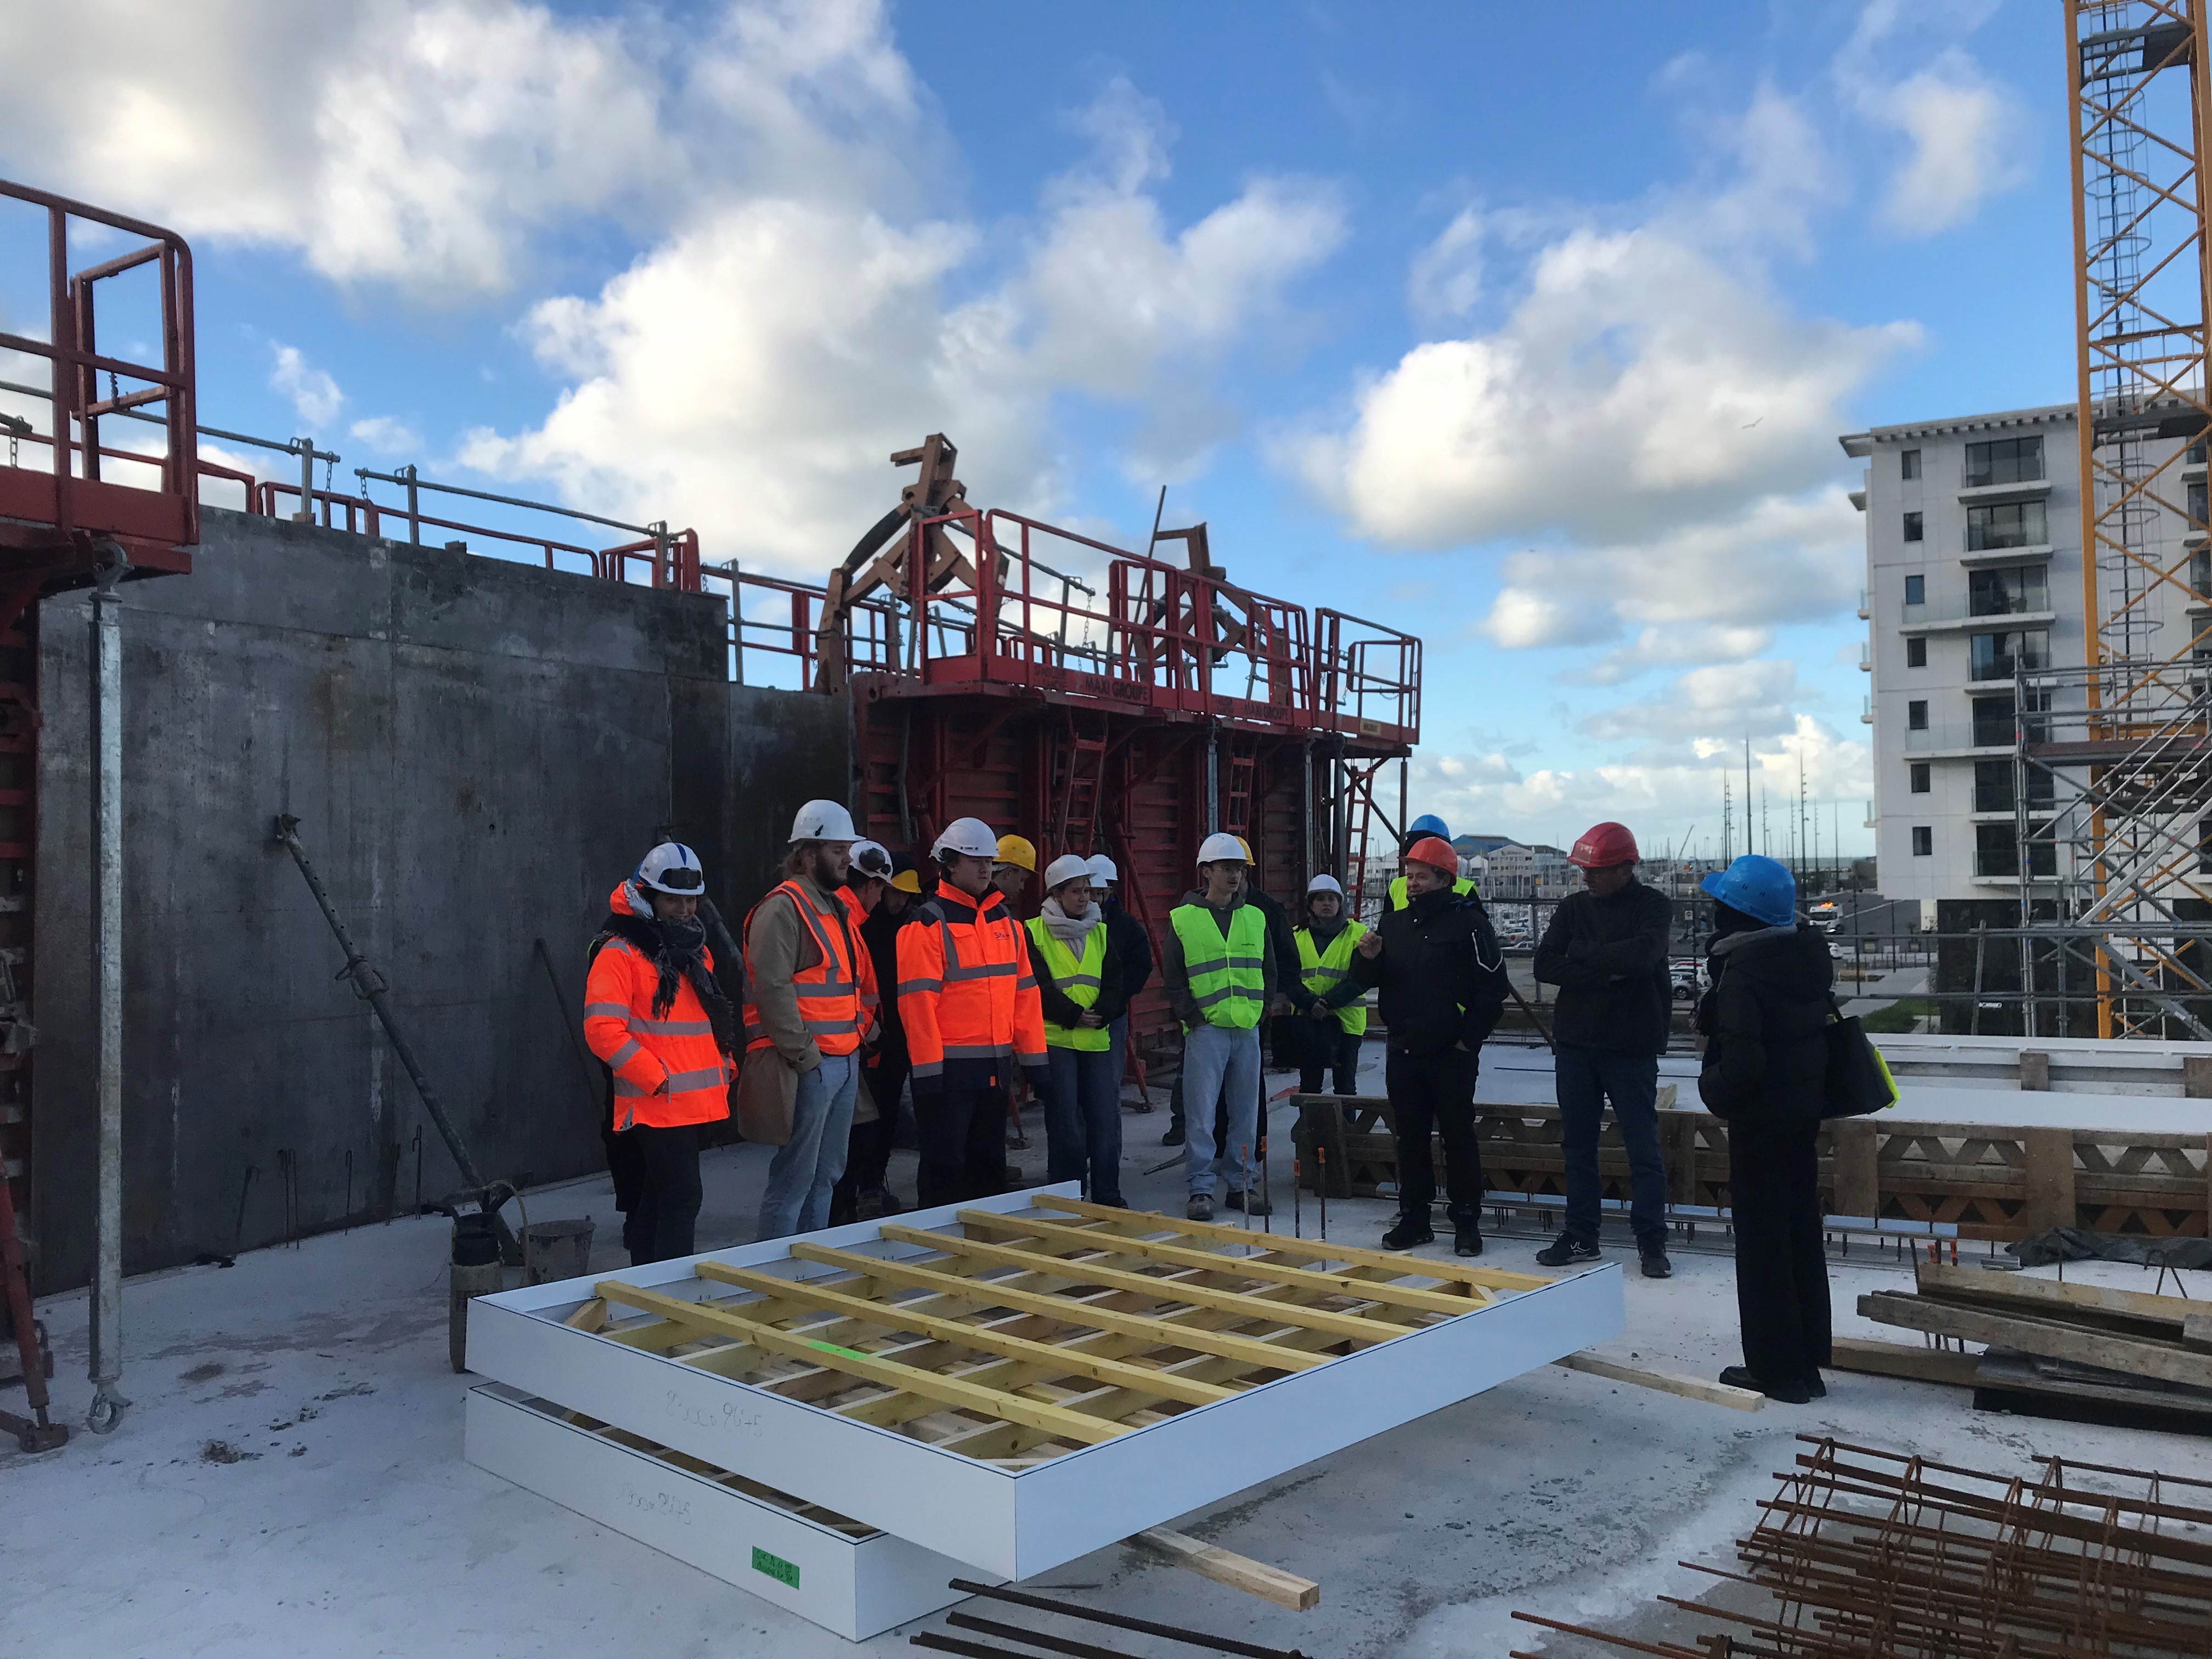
577, 797, 1842, 1406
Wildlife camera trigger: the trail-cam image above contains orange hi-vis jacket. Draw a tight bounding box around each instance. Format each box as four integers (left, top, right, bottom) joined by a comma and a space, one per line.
835, 885, 882, 1048
583, 882, 733, 1131
740, 877, 866, 1060
896, 881, 1046, 1092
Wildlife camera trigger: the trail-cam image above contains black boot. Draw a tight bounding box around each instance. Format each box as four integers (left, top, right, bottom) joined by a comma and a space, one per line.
1454, 1220, 1483, 1257
1381, 1212, 1434, 1250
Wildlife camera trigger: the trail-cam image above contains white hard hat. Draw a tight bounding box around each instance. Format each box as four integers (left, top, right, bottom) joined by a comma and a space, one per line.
636, 842, 707, 895
1306, 873, 1344, 896
1197, 831, 1248, 866
1043, 853, 1094, 890
932, 816, 1000, 859
790, 799, 857, 843
1086, 854, 1119, 885
850, 839, 893, 879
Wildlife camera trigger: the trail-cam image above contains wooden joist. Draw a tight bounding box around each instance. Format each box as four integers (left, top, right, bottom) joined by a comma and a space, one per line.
1827, 1336, 1985, 1387
1130, 1527, 1320, 1612
1550, 1350, 1764, 1412
1859, 1290, 2208, 1389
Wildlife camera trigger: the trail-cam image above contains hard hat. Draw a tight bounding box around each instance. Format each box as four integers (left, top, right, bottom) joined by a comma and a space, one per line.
890, 868, 923, 895
1085, 854, 1119, 885
790, 799, 858, 843
1042, 853, 1094, 890
1306, 873, 1345, 896
1197, 831, 1247, 866
994, 834, 1036, 873
1234, 836, 1254, 863
850, 840, 893, 880
636, 842, 706, 894
933, 817, 1000, 859
1404, 836, 1459, 877
1567, 821, 1639, 868
1701, 855, 1797, 928
1408, 813, 1451, 840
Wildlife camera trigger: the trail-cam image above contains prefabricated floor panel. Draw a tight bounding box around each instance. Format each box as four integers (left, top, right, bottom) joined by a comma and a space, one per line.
468, 1184, 1625, 1579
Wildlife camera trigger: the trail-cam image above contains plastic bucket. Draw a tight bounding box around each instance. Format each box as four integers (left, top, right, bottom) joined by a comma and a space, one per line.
521, 1217, 595, 1286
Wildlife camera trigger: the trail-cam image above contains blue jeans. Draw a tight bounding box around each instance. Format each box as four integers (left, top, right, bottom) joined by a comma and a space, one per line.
758, 1050, 857, 1242
1181, 1023, 1260, 1196
1554, 1045, 1667, 1248
1045, 1045, 1124, 1203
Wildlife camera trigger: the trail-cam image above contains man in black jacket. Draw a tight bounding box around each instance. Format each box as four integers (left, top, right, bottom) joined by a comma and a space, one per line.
1531, 820, 1673, 1277
1347, 836, 1508, 1255
1087, 855, 1153, 1115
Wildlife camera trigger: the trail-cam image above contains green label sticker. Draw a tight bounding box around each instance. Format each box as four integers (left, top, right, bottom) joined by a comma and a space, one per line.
752, 1546, 801, 1589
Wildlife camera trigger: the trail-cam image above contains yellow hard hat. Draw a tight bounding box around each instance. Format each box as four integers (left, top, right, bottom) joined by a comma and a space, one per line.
890, 868, 922, 895
1234, 836, 1254, 864
995, 834, 1037, 872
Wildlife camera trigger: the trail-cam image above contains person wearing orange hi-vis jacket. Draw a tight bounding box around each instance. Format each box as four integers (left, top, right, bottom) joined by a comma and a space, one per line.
897, 817, 1048, 1207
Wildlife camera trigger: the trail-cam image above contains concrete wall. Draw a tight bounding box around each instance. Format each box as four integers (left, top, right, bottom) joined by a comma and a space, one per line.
32, 510, 848, 1291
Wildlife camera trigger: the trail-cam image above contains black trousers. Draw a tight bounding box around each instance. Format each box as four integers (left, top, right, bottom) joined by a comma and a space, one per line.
1299, 1026, 1363, 1096
621, 1122, 704, 1265
1728, 1118, 1831, 1385
1386, 1046, 1487, 1224
915, 1085, 1008, 1210
831, 1047, 911, 1225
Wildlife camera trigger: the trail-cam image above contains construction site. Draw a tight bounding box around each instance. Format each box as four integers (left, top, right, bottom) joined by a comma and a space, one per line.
5, 5, 2212, 1659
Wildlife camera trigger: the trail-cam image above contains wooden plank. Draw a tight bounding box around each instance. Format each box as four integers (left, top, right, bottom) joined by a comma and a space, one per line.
592, 1279, 1127, 1446
1858, 1291, 2207, 1389
878, 1224, 1419, 1345
1916, 1260, 2192, 1330
1830, 1119, 1879, 1221
1549, 1351, 1763, 1412
2018, 1051, 2051, 1092
1129, 1527, 1320, 1612
562, 1297, 610, 1333
959, 1210, 1480, 1318
2019, 1126, 2077, 1234
1032, 1195, 1553, 1293
692, 1261, 1237, 1409
1829, 1336, 1983, 1387
789, 1243, 1332, 1374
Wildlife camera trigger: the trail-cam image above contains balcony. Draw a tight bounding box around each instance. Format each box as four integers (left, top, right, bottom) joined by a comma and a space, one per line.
1859, 642, 1873, 672
1856, 587, 1871, 620
1959, 541, 2053, 569
1902, 721, 2013, 757
1958, 477, 2052, 507
1860, 695, 1872, 725
1899, 595, 2056, 635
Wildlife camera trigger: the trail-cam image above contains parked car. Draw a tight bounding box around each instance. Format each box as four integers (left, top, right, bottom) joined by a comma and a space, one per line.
1669, 958, 1708, 1001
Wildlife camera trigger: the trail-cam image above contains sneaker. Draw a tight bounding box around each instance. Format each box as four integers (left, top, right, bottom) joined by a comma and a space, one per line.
1223, 1190, 1273, 1217
1163, 1122, 1186, 1147
1639, 1248, 1673, 1279
1454, 1223, 1483, 1258
1380, 1215, 1434, 1250
1718, 1365, 1813, 1404
1534, 1234, 1601, 1268
1186, 1193, 1215, 1222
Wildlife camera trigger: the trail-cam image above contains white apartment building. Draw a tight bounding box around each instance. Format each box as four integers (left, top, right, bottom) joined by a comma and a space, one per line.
1843, 402, 2204, 916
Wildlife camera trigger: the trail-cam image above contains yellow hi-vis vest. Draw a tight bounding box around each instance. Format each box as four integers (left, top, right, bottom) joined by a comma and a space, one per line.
1024, 916, 1111, 1051
1295, 922, 1369, 1036
1170, 902, 1267, 1030
1387, 873, 1476, 911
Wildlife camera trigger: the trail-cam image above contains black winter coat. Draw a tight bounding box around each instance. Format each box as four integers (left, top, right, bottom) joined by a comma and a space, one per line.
1532, 882, 1673, 1054
1102, 899, 1154, 1003
1347, 887, 1508, 1057
1245, 885, 1303, 1008
1695, 924, 1834, 1125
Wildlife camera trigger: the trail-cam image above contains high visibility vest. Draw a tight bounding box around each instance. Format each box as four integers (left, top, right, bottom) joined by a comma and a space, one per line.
1295, 922, 1369, 1036
741, 879, 864, 1058
898, 884, 1047, 1084
1387, 873, 1476, 911
583, 883, 732, 1132
836, 885, 881, 1047
1025, 916, 1111, 1051
1170, 902, 1267, 1030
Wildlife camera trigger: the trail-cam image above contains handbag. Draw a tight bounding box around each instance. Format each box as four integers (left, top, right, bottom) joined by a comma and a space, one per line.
1821, 996, 1899, 1119
733, 1046, 797, 1146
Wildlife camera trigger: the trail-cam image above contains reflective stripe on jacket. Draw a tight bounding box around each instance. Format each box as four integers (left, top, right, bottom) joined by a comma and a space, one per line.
1387, 873, 1476, 911
897, 883, 1046, 1088
1295, 922, 1370, 1035
836, 885, 881, 1048
583, 882, 732, 1131
1169, 902, 1267, 1030
741, 878, 865, 1060
1024, 916, 1110, 1052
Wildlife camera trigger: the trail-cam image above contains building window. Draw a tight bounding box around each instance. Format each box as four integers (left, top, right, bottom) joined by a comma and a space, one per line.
1976, 758, 2052, 812
1901, 448, 1922, 481
1972, 691, 2050, 746
1903, 511, 1925, 543
1970, 628, 2051, 681
1967, 500, 2047, 550
1968, 563, 2049, 617
1976, 822, 2056, 878
1911, 826, 1933, 857
1905, 635, 1928, 668
1963, 435, 2044, 487
2192, 479, 2207, 527
1908, 698, 1929, 731
2195, 546, 2210, 597
2201, 818, 2212, 875
1910, 761, 1931, 793
1903, 573, 1926, 605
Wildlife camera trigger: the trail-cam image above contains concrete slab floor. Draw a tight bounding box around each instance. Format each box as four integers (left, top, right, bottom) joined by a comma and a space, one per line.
7, 1066, 2209, 1659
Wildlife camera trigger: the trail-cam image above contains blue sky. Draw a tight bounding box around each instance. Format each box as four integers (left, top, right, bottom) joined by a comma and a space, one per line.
2, 1, 2078, 858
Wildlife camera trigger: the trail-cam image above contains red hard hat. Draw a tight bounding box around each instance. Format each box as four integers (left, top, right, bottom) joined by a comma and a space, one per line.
1568, 821, 1639, 868
1405, 836, 1460, 876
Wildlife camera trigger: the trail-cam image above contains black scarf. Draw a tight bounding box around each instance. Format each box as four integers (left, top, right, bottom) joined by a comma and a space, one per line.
599, 910, 737, 1053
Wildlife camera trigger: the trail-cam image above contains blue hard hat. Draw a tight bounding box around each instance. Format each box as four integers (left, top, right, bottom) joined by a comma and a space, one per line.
1700, 855, 1797, 928
1408, 813, 1451, 839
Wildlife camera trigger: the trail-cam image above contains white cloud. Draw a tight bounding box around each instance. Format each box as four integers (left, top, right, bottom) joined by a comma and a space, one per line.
1578, 659, 1802, 745
349, 415, 422, 455
1407, 206, 1485, 323
269, 343, 344, 428
1835, 2, 2025, 235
